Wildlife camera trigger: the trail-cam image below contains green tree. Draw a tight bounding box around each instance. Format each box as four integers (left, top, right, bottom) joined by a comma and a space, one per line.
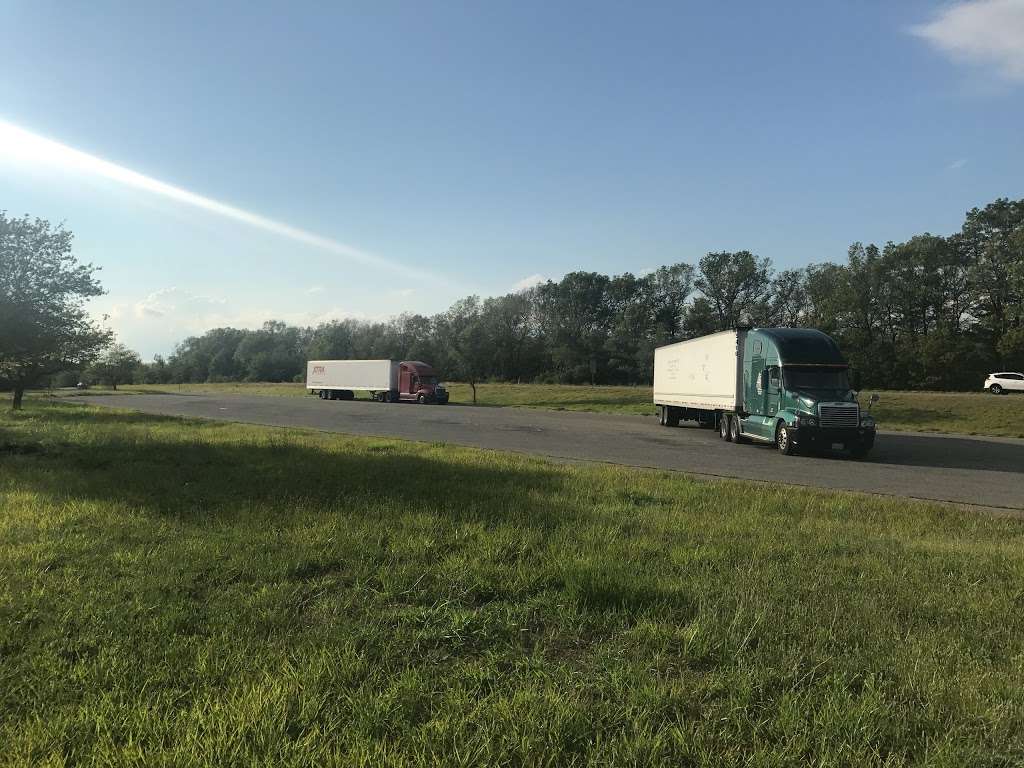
90, 343, 142, 390
963, 199, 1024, 353
695, 251, 773, 329
0, 213, 111, 409
440, 297, 491, 403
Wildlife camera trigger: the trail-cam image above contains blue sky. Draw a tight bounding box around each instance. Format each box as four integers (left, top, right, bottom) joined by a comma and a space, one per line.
2, 1, 1022, 357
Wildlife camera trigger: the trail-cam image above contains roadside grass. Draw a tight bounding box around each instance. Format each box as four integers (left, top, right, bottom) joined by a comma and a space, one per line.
868, 390, 1024, 439
2, 402, 1023, 765
33, 381, 1024, 437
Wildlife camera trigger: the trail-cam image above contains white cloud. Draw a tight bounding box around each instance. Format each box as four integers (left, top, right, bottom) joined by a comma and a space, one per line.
947, 158, 968, 170
511, 273, 548, 292
305, 285, 325, 294
911, 0, 1024, 82
637, 267, 656, 277
132, 287, 227, 320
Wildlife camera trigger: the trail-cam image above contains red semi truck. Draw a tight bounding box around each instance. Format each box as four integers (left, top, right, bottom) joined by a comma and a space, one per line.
306, 359, 449, 404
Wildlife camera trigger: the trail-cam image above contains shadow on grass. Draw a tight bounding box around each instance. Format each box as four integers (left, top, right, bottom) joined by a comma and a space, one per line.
6, 405, 574, 533
4, 404, 701, 618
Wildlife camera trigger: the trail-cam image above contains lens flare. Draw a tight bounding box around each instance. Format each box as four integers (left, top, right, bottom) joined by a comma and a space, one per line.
0, 118, 450, 287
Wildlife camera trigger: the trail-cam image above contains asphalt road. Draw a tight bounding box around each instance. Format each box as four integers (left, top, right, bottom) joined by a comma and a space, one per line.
79, 393, 1024, 512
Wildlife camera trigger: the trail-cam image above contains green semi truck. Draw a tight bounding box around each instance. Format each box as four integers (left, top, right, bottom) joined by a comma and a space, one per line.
653, 328, 877, 457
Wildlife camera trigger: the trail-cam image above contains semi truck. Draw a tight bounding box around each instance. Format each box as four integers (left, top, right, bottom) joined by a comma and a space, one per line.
653, 328, 876, 457
306, 359, 449, 404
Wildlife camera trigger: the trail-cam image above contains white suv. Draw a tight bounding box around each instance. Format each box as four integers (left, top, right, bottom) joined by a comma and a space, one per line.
984, 372, 1024, 395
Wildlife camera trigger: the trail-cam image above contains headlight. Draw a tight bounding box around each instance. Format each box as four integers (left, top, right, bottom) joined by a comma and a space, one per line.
795, 414, 817, 427
860, 415, 875, 427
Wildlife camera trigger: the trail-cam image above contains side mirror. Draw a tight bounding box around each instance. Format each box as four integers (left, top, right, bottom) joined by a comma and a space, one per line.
870, 393, 880, 403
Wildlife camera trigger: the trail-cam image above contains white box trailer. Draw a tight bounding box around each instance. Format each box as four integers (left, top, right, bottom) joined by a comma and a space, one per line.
307, 359, 398, 397
653, 330, 745, 425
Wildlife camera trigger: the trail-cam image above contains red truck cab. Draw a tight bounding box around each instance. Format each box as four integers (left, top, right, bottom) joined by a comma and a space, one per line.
399, 361, 449, 404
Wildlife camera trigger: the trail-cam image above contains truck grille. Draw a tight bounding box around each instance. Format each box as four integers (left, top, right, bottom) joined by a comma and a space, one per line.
818, 403, 859, 429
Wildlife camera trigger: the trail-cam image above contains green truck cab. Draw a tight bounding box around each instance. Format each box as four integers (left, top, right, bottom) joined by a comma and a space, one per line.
738, 328, 875, 456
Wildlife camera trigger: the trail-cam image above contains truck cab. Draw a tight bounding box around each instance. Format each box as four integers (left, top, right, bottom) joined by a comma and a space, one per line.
398, 361, 449, 404
740, 329, 875, 456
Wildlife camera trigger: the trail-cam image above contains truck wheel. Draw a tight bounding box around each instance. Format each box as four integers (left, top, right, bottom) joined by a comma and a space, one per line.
729, 416, 744, 444
666, 407, 680, 427
990, 384, 1003, 395
417, 394, 426, 404
720, 414, 732, 441
776, 423, 796, 455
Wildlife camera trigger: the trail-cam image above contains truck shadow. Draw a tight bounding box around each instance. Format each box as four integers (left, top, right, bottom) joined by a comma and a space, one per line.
796, 432, 1024, 474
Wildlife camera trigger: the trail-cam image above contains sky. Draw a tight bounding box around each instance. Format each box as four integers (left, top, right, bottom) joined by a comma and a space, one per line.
1, 0, 1023, 358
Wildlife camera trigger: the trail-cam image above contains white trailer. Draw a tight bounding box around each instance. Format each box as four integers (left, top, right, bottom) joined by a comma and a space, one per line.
653, 330, 745, 427
306, 359, 399, 401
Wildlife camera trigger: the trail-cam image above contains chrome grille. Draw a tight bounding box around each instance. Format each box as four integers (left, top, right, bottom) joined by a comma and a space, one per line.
818, 403, 859, 429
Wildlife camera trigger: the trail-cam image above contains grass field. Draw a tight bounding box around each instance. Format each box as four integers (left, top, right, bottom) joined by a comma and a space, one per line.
2, 401, 1023, 765
44, 381, 1024, 438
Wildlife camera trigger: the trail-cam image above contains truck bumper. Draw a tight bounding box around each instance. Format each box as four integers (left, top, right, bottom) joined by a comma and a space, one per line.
794, 426, 875, 450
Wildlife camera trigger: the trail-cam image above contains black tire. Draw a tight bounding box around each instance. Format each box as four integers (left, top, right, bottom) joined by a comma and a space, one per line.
658, 406, 667, 426
776, 423, 796, 455
380, 391, 390, 403
417, 394, 426, 404
990, 384, 1003, 395
720, 414, 732, 441
666, 407, 680, 427
319, 390, 327, 400
730, 416, 744, 443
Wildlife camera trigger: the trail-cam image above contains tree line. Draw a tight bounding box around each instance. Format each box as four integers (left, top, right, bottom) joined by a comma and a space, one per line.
3, 197, 1023, 408
141, 197, 1024, 392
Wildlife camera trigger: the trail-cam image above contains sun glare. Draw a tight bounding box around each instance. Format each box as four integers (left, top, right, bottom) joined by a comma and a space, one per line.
0, 118, 449, 286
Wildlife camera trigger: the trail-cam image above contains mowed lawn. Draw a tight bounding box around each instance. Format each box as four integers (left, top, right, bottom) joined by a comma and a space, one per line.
2, 403, 1023, 766
54, 380, 1024, 438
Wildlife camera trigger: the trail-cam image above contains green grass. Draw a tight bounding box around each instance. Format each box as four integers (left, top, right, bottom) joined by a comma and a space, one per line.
2, 402, 1023, 766
44, 381, 1024, 438
868, 390, 1024, 439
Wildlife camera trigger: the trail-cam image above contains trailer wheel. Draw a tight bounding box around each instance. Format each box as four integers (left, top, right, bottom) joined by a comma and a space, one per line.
318, 390, 327, 400
665, 407, 680, 427
776, 422, 796, 455
719, 414, 732, 441
657, 406, 666, 426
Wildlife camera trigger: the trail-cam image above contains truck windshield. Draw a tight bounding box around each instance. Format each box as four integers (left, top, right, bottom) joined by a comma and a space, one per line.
783, 367, 849, 391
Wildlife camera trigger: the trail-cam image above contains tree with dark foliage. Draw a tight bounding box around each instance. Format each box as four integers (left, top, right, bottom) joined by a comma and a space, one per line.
0, 213, 111, 408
